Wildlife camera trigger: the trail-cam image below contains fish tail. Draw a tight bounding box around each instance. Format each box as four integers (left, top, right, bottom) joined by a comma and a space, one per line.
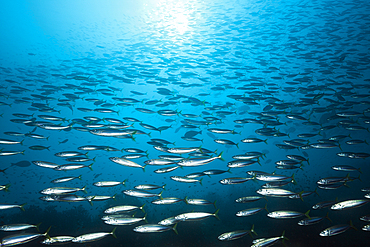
251, 224, 257, 236
44, 226, 52, 237
112, 194, 117, 201
19, 203, 27, 211
144, 213, 148, 223
88, 197, 94, 206
140, 204, 146, 213
218, 151, 224, 161
4, 183, 10, 192
314, 188, 320, 197
82, 185, 88, 194
35, 222, 42, 232
111, 227, 117, 238
214, 209, 220, 220
291, 173, 297, 185
172, 223, 178, 235
298, 191, 304, 201
325, 212, 332, 223
281, 230, 289, 242
88, 163, 93, 171
304, 210, 311, 220
349, 220, 358, 231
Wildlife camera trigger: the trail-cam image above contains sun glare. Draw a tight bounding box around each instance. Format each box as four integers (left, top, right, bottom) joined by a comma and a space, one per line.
145, 0, 193, 39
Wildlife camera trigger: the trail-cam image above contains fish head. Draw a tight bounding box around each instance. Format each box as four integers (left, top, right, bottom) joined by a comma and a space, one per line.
319, 229, 331, 237
218, 233, 230, 241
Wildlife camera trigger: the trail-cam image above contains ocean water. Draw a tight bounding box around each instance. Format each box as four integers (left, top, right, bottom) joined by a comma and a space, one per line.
0, 0, 370, 246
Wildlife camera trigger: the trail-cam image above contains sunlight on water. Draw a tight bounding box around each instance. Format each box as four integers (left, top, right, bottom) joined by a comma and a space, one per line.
147, 0, 192, 39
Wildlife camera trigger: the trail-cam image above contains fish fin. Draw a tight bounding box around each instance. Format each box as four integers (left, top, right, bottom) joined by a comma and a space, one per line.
111, 227, 117, 238
218, 151, 225, 161
349, 220, 358, 231
19, 203, 27, 211
88, 197, 94, 206
35, 222, 42, 232
140, 204, 146, 213
304, 210, 311, 220
4, 183, 10, 192
158, 191, 163, 200
314, 188, 320, 197
172, 223, 178, 235
298, 191, 304, 201
325, 212, 332, 223
44, 226, 52, 236
251, 224, 257, 236
291, 173, 297, 185
82, 186, 88, 194
214, 209, 220, 220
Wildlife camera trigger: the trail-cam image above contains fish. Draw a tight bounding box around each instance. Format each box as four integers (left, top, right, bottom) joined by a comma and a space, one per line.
177, 152, 223, 167
0, 203, 26, 211
331, 199, 370, 210
11, 160, 31, 167
54, 163, 93, 171
109, 157, 146, 170
0, 226, 51, 246
267, 210, 310, 219
319, 221, 357, 236
41, 236, 74, 245
51, 175, 82, 183
218, 225, 257, 241
170, 176, 203, 185
133, 224, 178, 234
104, 215, 147, 226
0, 223, 41, 232
104, 204, 145, 214
72, 227, 116, 243
236, 204, 268, 217
93, 180, 127, 187
298, 213, 331, 226
123, 190, 163, 198
175, 209, 220, 221
184, 197, 217, 208
40, 186, 87, 195
251, 231, 288, 247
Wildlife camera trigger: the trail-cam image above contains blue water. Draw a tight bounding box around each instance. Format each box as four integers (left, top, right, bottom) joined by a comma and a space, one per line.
1, 0, 370, 246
